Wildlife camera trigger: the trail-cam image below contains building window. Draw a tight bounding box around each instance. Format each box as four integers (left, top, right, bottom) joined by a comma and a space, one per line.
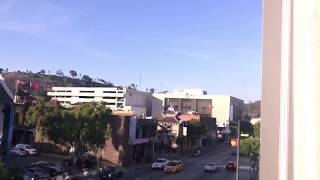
79, 96, 94, 99
103, 91, 116, 93
103, 97, 116, 99
106, 103, 116, 105
79, 91, 95, 93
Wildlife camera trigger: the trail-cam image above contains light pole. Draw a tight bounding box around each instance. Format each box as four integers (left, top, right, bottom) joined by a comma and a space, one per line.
236, 119, 240, 180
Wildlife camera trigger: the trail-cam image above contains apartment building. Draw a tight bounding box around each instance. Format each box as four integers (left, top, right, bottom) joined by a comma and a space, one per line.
153, 89, 244, 127
47, 87, 162, 118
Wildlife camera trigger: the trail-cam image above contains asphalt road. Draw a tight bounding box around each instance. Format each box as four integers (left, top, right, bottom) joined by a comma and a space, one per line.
122, 144, 252, 180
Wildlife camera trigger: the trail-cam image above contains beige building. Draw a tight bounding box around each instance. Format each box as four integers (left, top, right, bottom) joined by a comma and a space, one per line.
153, 89, 244, 127
47, 87, 162, 118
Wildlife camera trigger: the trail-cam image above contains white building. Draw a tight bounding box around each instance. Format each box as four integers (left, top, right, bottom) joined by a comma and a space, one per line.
47, 87, 162, 118
153, 89, 244, 127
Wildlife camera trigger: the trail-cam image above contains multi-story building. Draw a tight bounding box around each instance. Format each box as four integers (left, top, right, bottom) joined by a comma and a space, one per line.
153, 89, 244, 127
47, 87, 162, 118
98, 112, 158, 166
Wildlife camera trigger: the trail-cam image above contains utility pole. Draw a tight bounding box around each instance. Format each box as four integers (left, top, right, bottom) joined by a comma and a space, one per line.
236, 119, 240, 180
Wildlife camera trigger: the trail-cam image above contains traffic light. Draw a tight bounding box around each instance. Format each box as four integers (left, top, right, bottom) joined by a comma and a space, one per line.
230, 138, 239, 148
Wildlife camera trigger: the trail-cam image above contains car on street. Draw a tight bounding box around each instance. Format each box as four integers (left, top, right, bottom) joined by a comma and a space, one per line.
152, 158, 169, 170
164, 160, 183, 173
24, 167, 51, 180
230, 149, 237, 156
9, 147, 28, 156
27, 161, 66, 176
204, 163, 218, 172
15, 144, 37, 155
191, 150, 202, 157
225, 161, 237, 171
98, 166, 124, 179
76, 153, 97, 169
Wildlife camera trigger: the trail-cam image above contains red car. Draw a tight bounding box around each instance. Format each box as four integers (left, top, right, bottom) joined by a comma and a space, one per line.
225, 161, 237, 171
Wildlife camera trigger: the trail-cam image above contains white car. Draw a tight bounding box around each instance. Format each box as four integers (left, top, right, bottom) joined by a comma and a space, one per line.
204, 163, 218, 172
9, 148, 28, 156
15, 144, 37, 155
152, 158, 169, 170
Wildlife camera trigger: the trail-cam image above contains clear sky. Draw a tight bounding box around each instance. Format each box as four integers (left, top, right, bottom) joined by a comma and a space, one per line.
0, 0, 262, 101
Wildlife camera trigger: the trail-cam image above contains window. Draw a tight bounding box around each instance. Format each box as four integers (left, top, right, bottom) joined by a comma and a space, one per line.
79, 91, 94, 93
79, 96, 94, 99
103, 91, 116, 93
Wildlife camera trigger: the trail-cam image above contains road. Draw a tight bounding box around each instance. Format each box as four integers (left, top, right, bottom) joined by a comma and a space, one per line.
123, 144, 253, 180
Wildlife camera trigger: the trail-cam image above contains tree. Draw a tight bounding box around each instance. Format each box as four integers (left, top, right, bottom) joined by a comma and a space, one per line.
187, 120, 207, 149
253, 122, 260, 138
25, 101, 112, 155
38, 69, 46, 74
240, 137, 260, 171
81, 75, 92, 83
69, 70, 77, 78
0, 68, 4, 73
127, 83, 137, 90
56, 69, 64, 76
240, 120, 254, 135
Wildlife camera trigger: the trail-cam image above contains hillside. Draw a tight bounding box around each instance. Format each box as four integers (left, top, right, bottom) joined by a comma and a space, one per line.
2, 71, 114, 95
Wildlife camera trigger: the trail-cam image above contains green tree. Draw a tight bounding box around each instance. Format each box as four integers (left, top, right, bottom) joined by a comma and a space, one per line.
0, 68, 4, 73
187, 120, 207, 149
69, 70, 77, 78
25, 101, 112, 155
253, 122, 260, 138
240, 120, 254, 135
81, 75, 92, 82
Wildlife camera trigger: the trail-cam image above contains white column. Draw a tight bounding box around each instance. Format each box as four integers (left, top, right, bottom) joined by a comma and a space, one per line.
261, 0, 320, 179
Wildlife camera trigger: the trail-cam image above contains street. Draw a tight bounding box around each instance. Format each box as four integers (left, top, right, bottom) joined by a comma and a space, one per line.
123, 144, 252, 180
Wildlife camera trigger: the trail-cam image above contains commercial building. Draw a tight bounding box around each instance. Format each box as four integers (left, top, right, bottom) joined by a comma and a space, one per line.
153, 89, 244, 127
47, 87, 162, 118
90, 112, 157, 166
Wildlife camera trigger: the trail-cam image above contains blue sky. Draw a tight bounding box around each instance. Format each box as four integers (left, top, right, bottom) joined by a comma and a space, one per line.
0, 0, 262, 101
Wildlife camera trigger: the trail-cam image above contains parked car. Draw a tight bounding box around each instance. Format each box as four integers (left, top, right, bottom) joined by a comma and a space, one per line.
27, 161, 65, 176
9, 148, 28, 156
98, 166, 124, 179
164, 160, 183, 173
76, 153, 97, 169
15, 144, 37, 155
225, 161, 237, 171
191, 150, 202, 157
24, 167, 51, 180
152, 158, 169, 170
204, 163, 218, 172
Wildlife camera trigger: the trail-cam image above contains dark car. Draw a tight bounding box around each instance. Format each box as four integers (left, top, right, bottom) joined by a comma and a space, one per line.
27, 161, 65, 176
230, 149, 237, 156
225, 161, 237, 171
76, 154, 97, 169
191, 150, 202, 157
99, 166, 124, 180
